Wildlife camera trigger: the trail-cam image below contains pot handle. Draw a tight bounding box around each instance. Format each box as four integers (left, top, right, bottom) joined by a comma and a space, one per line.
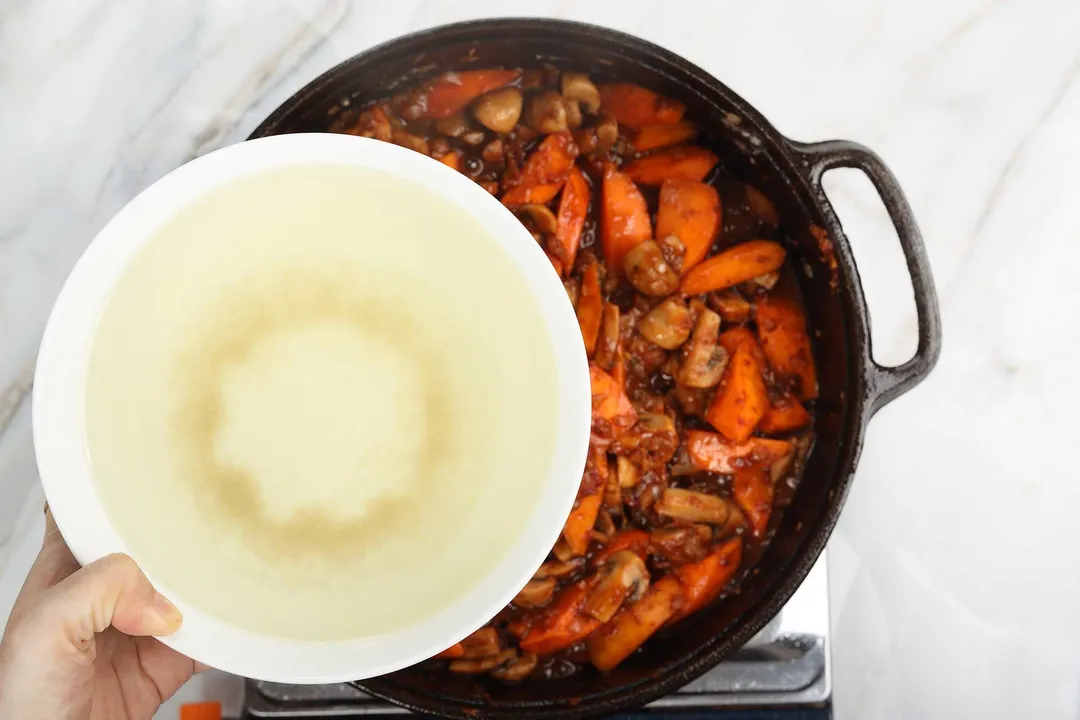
789, 139, 942, 413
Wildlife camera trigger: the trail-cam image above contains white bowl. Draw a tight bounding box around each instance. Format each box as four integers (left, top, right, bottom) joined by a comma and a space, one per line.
32, 133, 591, 683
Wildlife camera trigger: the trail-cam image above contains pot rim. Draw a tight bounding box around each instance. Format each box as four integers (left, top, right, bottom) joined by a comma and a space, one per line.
250, 17, 941, 717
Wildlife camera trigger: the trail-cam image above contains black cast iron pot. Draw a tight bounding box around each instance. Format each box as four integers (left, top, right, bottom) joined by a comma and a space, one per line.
250, 18, 942, 719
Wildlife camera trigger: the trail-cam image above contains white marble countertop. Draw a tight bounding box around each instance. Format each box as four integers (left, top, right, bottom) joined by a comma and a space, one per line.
2, 0, 1078, 717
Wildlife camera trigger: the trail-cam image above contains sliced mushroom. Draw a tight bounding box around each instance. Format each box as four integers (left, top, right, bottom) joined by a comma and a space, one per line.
771, 434, 811, 484
561, 72, 601, 114
638, 297, 693, 349
594, 303, 620, 371
400, 97, 424, 121
434, 112, 471, 138
604, 472, 623, 513
623, 240, 681, 297
489, 650, 539, 682
450, 648, 517, 674
526, 90, 570, 133
473, 87, 524, 133
596, 110, 619, 150
462, 130, 486, 146
583, 551, 650, 623
676, 308, 729, 388
777, 434, 814, 485
459, 627, 502, 659
513, 577, 557, 609
708, 289, 752, 324
657, 234, 687, 276
636, 479, 663, 513
550, 538, 577, 563
516, 204, 558, 235
617, 456, 641, 488
770, 447, 796, 484
566, 100, 584, 129
656, 488, 739, 525
668, 445, 699, 477
593, 508, 617, 541
639, 412, 677, 434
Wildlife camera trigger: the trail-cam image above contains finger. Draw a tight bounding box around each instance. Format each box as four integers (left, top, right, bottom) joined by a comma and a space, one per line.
43, 553, 182, 652
133, 637, 205, 701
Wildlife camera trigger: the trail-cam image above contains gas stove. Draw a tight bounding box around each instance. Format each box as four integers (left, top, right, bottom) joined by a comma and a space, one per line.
243, 555, 830, 717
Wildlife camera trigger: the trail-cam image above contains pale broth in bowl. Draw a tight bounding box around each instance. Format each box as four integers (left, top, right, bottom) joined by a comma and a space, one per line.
85, 162, 558, 642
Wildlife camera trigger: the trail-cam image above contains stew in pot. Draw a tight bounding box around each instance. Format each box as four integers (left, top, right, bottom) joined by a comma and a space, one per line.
326, 66, 817, 681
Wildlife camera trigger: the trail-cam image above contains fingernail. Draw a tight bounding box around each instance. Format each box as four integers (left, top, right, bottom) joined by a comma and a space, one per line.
152, 592, 183, 631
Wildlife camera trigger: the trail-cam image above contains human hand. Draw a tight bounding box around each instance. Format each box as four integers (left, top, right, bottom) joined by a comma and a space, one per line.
0, 508, 204, 720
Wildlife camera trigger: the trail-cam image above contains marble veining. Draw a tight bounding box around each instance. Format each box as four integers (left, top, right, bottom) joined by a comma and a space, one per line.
2, 0, 1079, 718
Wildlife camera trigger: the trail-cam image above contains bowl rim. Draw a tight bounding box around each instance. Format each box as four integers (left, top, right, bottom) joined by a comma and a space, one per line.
32, 132, 591, 683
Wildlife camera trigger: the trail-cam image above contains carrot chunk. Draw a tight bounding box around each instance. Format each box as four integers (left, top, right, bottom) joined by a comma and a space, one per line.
600, 170, 651, 275
502, 131, 579, 206
590, 365, 637, 429
433, 643, 466, 659
685, 431, 793, 474
632, 120, 698, 153
732, 467, 773, 538
759, 393, 812, 434
563, 489, 604, 557
756, 295, 818, 400
421, 69, 521, 119
622, 146, 717, 185
655, 180, 721, 272
506, 183, 563, 206
599, 83, 686, 129
671, 538, 742, 620
577, 256, 603, 355
711, 290, 752, 324
705, 337, 769, 443
520, 582, 602, 655
680, 240, 786, 295
593, 529, 651, 565
587, 576, 682, 671
435, 149, 462, 171
553, 166, 590, 272
717, 327, 761, 359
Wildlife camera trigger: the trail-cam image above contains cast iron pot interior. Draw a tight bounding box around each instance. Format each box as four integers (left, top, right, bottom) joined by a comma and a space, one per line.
250, 18, 941, 719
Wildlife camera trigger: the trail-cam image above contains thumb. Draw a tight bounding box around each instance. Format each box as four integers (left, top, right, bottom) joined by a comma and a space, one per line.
46, 553, 183, 652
